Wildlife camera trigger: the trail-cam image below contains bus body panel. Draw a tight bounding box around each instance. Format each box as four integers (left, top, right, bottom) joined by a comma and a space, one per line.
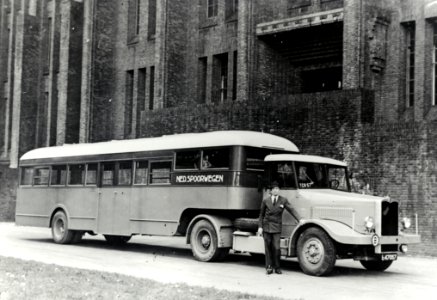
16, 185, 262, 237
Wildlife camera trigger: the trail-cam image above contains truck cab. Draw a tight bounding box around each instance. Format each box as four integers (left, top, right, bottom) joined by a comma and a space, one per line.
233, 154, 421, 276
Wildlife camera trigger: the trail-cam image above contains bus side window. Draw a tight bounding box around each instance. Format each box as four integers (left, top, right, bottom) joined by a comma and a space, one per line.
33, 167, 50, 186
86, 163, 98, 186
134, 160, 148, 185
150, 161, 172, 184
68, 164, 85, 185
20, 167, 34, 186
202, 148, 230, 169
102, 162, 115, 186
51, 165, 67, 186
175, 150, 200, 170
118, 161, 133, 185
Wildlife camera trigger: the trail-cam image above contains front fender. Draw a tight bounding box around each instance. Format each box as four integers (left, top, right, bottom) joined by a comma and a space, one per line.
288, 219, 372, 255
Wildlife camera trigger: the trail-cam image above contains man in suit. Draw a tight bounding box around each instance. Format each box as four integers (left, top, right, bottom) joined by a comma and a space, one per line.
257, 181, 300, 274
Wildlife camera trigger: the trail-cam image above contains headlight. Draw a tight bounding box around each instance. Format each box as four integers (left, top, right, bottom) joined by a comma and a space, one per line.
364, 216, 375, 231
401, 217, 411, 229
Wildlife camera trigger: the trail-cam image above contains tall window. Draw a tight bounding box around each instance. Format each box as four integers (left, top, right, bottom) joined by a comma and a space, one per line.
198, 57, 207, 103
207, 0, 218, 18
225, 0, 238, 19
125, 70, 134, 137
149, 66, 155, 110
405, 22, 415, 107
433, 23, 437, 106
127, 0, 140, 42
212, 53, 228, 103
137, 68, 146, 135
148, 0, 157, 39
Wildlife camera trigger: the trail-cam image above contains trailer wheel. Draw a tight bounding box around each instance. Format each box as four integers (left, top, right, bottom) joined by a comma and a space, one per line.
360, 260, 393, 271
104, 235, 131, 245
51, 211, 75, 244
190, 220, 228, 262
297, 227, 336, 276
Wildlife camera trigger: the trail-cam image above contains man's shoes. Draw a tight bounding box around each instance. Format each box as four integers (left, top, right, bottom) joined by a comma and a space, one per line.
266, 267, 273, 275
275, 268, 282, 274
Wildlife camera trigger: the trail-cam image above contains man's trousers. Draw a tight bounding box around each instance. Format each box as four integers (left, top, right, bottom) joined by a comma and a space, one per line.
263, 232, 281, 269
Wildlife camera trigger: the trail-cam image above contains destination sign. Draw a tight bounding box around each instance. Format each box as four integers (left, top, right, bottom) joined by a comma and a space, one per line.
175, 174, 224, 184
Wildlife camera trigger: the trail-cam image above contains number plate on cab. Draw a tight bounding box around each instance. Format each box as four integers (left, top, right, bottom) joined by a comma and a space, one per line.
381, 253, 397, 261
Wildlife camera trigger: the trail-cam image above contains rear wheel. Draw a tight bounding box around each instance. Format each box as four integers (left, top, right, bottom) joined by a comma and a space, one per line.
190, 220, 228, 262
360, 260, 393, 271
104, 235, 131, 245
297, 227, 336, 276
51, 211, 75, 244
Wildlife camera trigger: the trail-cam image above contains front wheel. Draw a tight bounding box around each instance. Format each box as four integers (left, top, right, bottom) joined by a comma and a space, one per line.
190, 220, 228, 262
360, 260, 393, 271
51, 211, 75, 244
297, 227, 336, 276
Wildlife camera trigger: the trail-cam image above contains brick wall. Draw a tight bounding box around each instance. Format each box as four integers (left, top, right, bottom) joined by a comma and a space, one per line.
0, 163, 17, 221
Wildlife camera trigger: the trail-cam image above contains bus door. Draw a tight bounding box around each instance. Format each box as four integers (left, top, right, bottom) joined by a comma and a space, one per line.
97, 162, 131, 235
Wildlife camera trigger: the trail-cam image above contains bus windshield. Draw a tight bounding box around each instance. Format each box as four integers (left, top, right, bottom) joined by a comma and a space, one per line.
269, 161, 349, 191
295, 162, 349, 191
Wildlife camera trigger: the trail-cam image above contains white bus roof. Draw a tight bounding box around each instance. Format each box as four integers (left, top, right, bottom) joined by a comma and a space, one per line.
265, 154, 347, 167
20, 131, 299, 161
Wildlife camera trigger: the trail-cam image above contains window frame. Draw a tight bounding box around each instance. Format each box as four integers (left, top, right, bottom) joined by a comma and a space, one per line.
117, 160, 134, 186
149, 160, 172, 185
67, 164, 86, 186
207, 0, 218, 18
133, 159, 149, 186
33, 166, 50, 187
85, 163, 99, 186
50, 164, 67, 187
20, 167, 34, 186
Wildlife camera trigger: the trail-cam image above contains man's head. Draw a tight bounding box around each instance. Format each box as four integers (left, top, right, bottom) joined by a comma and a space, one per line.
271, 181, 280, 196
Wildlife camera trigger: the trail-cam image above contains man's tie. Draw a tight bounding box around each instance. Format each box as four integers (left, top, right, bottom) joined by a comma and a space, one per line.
273, 196, 277, 206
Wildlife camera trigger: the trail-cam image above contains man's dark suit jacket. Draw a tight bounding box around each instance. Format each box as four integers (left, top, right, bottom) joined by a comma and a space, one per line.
258, 195, 298, 233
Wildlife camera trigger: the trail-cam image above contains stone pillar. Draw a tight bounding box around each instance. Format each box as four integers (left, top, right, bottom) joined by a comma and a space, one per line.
237, 0, 253, 102
2, 0, 16, 160
154, 0, 167, 109
45, 0, 57, 146
79, 0, 94, 143
342, 0, 363, 89
56, 0, 71, 145
9, 1, 23, 168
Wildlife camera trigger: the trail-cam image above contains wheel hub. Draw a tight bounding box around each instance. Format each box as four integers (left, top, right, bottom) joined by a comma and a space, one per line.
304, 238, 324, 264
200, 233, 211, 249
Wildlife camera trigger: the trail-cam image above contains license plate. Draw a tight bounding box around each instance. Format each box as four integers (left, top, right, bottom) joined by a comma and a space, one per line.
381, 253, 397, 261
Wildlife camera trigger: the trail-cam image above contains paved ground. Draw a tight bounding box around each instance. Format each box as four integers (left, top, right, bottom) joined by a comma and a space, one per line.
0, 222, 436, 300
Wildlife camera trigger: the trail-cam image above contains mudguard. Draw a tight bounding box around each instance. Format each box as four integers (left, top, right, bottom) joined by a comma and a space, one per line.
186, 214, 233, 248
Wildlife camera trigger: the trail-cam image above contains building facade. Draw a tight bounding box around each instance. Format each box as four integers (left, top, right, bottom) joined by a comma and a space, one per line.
1, 0, 437, 256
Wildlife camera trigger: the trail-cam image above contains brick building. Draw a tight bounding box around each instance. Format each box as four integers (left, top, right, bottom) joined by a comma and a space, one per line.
1, 0, 437, 256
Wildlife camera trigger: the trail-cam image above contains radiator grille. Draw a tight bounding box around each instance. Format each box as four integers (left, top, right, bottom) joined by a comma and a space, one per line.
381, 201, 398, 235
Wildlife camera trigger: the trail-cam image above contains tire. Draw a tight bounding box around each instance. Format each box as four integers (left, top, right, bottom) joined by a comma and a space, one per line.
233, 218, 259, 232
190, 220, 228, 262
297, 227, 336, 276
51, 211, 75, 244
360, 260, 393, 271
104, 235, 131, 245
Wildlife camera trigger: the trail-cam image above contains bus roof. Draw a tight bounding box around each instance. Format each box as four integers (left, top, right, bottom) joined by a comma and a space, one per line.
265, 154, 347, 167
20, 131, 299, 161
